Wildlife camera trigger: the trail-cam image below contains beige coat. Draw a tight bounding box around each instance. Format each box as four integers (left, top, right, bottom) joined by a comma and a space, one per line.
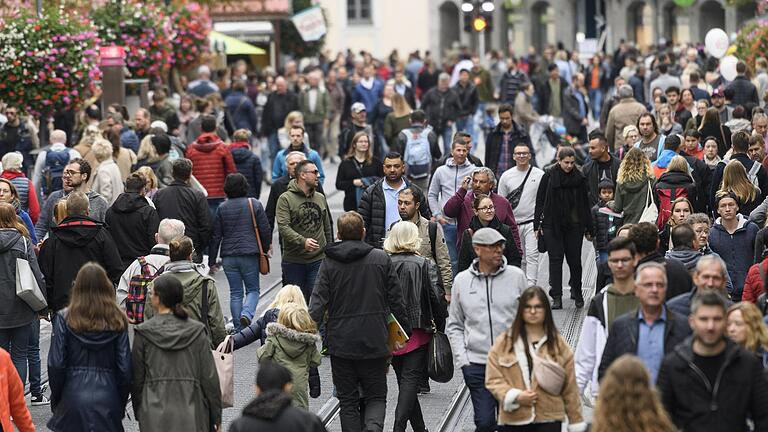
605, 97, 647, 150
91, 159, 124, 205
514, 92, 539, 132
485, 330, 585, 430
115, 148, 138, 181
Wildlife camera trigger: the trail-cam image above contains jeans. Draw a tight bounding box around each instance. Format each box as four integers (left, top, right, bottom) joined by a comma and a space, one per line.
462, 363, 497, 432
499, 422, 561, 432
439, 126, 454, 157
223, 255, 262, 329
281, 260, 323, 304
472, 103, 487, 149
544, 227, 584, 300
268, 132, 281, 161
392, 345, 428, 432
597, 249, 608, 265
28, 319, 42, 395
331, 356, 388, 432
0, 324, 32, 384
518, 222, 540, 286
456, 115, 475, 144
442, 222, 459, 276
588, 88, 603, 121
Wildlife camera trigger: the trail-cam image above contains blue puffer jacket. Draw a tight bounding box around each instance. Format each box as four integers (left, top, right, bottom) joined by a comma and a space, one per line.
229, 141, 263, 199
232, 307, 279, 350
709, 214, 760, 299
47, 311, 131, 432
208, 197, 271, 267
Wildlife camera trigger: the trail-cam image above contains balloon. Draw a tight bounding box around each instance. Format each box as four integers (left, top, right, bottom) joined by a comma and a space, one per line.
705, 28, 729, 59
720, 55, 739, 82
674, 0, 695, 6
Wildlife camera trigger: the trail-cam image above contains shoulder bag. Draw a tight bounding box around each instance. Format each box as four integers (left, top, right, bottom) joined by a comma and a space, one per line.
424, 265, 453, 383
248, 198, 270, 275
638, 180, 659, 224
506, 166, 533, 210
532, 350, 567, 395
16, 237, 47, 311
201, 280, 235, 408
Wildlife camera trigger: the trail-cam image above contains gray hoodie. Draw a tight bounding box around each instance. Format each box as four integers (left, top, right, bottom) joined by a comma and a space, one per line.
446, 257, 526, 368
428, 157, 476, 223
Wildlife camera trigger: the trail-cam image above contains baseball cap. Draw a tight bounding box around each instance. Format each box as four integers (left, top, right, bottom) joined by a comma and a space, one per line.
472, 228, 506, 246
351, 102, 366, 113
712, 88, 724, 97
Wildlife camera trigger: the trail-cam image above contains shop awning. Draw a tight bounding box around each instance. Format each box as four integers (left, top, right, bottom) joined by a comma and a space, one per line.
209, 31, 266, 55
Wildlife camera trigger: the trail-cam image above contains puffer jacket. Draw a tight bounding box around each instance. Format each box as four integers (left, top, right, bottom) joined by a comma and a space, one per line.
742, 257, 768, 303
390, 253, 448, 332
358, 178, 430, 248
653, 170, 698, 213
229, 141, 262, 199
233, 307, 279, 350
0, 230, 44, 329
131, 313, 221, 432
709, 214, 759, 299
185, 132, 236, 198
457, 217, 522, 272
208, 197, 270, 268
105, 192, 160, 270
608, 176, 655, 224
591, 201, 623, 251
485, 331, 585, 430
47, 311, 131, 432
229, 391, 326, 432
257, 323, 321, 409
0, 348, 34, 432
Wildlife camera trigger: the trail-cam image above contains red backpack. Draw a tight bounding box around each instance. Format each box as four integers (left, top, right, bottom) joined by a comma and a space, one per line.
656, 187, 688, 229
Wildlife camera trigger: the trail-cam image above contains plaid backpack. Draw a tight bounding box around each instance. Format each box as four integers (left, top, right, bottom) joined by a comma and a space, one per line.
126, 257, 162, 324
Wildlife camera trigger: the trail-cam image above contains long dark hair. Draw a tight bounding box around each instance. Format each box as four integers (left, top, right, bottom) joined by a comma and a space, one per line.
509, 286, 560, 357
67, 262, 128, 333
152, 274, 188, 320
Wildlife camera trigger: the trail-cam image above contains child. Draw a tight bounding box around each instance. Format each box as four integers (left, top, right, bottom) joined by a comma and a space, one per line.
592, 178, 623, 264
703, 137, 721, 170
257, 303, 322, 409
232, 284, 305, 350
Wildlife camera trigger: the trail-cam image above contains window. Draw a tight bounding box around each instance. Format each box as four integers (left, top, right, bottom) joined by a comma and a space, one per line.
347, 0, 372, 24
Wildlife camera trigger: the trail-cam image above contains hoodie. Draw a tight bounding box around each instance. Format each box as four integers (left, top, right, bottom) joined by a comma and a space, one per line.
229, 391, 326, 432
105, 192, 160, 270
275, 179, 333, 264
608, 176, 654, 224
446, 257, 527, 368
429, 157, 477, 223
186, 132, 236, 198
665, 247, 702, 272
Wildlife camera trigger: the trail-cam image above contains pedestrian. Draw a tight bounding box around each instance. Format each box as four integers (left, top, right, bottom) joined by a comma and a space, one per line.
598, 262, 691, 382
627, 222, 693, 299
484, 104, 532, 179
457, 194, 522, 272
657, 291, 768, 431
668, 254, 733, 317
536, 64, 568, 119
2, 151, 39, 224
420, 73, 461, 154
0, 105, 37, 171
228, 361, 327, 432
582, 131, 621, 207
148, 89, 181, 133
369, 83, 394, 153
272, 124, 326, 184
447, 227, 527, 432
47, 263, 131, 432
727, 302, 768, 367
339, 103, 376, 159
615, 125, 639, 161
276, 159, 333, 303
336, 131, 383, 211
635, 113, 663, 162
535, 147, 593, 309
453, 69, 479, 141
485, 286, 587, 432
90, 138, 124, 206
590, 178, 623, 264
513, 83, 539, 133
0, 347, 34, 432
225, 80, 258, 135
607, 147, 655, 224
309, 211, 411, 432
656, 197, 694, 255
299, 71, 331, 154
397, 110, 441, 191
591, 355, 676, 432
0, 178, 37, 243
715, 159, 763, 217
131, 274, 221, 432
232, 284, 305, 350
267, 152, 327, 233
383, 93, 412, 153
228, 129, 263, 199
663, 222, 701, 271
144, 236, 227, 348
209, 173, 271, 330
105, 173, 160, 271
384, 222, 448, 431
699, 107, 732, 158
186, 115, 237, 217
152, 159, 212, 264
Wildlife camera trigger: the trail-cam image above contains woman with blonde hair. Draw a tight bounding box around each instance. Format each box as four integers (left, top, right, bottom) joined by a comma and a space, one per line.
90, 138, 124, 205
384, 93, 413, 151
617, 125, 639, 160
336, 131, 383, 211
136, 134, 159, 167
727, 302, 768, 367
719, 159, 760, 216
608, 147, 655, 224
592, 354, 675, 432
135, 166, 159, 201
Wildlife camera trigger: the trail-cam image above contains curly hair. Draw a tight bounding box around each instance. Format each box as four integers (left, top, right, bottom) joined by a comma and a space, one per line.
592, 355, 676, 432
727, 302, 768, 354
617, 147, 653, 184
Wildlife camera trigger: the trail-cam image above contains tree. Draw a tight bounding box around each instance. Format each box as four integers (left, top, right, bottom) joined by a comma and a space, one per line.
279, 0, 326, 58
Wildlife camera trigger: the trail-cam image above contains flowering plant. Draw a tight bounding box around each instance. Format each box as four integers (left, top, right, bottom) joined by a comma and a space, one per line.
735, 19, 768, 69
0, 9, 100, 116
168, 3, 211, 70
91, 0, 173, 79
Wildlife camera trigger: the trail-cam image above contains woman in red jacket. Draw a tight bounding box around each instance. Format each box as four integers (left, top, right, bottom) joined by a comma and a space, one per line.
0, 347, 34, 432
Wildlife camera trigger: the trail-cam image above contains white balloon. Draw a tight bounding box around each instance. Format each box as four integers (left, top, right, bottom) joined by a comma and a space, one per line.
720, 55, 739, 82
705, 28, 729, 59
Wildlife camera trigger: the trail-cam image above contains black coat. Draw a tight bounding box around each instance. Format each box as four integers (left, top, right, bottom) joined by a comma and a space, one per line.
680, 150, 713, 213
153, 180, 212, 254
308, 240, 411, 359
591, 202, 623, 251
47, 311, 131, 432
534, 166, 594, 236
390, 253, 448, 332
232, 307, 279, 350
597, 306, 691, 380
358, 178, 430, 248
335, 157, 383, 212
562, 87, 586, 136
710, 153, 768, 215
261, 91, 299, 137
581, 153, 621, 207
229, 391, 326, 432
230, 143, 263, 199
105, 192, 160, 271
535, 76, 568, 116
457, 217, 522, 272
484, 122, 531, 177
38, 216, 123, 312
657, 338, 768, 432
726, 76, 760, 107
453, 82, 479, 118
420, 87, 461, 132
266, 175, 325, 233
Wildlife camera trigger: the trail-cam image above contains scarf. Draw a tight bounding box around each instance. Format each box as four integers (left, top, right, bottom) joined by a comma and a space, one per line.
548, 164, 588, 226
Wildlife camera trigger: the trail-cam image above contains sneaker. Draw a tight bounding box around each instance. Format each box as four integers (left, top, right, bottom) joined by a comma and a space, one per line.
30, 394, 50, 406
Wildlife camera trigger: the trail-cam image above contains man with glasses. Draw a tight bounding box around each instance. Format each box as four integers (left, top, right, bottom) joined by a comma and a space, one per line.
266, 151, 324, 235
498, 144, 544, 285
34, 158, 109, 240
576, 237, 640, 402
446, 227, 526, 432
276, 159, 333, 303
0, 105, 37, 171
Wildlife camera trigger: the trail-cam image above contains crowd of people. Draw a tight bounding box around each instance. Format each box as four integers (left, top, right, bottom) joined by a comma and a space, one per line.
1, 39, 768, 432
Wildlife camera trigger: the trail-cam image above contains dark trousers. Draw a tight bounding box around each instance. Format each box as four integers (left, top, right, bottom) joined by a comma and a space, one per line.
544, 226, 583, 300
499, 422, 561, 432
331, 356, 388, 432
392, 345, 428, 432
305, 121, 325, 154
462, 363, 497, 432
281, 260, 323, 304
0, 324, 32, 384
28, 319, 42, 395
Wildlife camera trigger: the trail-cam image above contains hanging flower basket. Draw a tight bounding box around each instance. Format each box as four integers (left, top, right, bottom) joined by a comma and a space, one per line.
735, 18, 768, 69
168, 2, 211, 71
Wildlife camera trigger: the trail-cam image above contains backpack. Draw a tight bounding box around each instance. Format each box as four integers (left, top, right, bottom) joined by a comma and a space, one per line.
125, 257, 162, 324
403, 127, 432, 179
656, 186, 689, 229
748, 161, 762, 192
43, 148, 69, 196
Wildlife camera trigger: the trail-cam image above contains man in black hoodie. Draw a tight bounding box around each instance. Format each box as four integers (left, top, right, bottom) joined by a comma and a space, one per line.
629, 222, 693, 300
309, 211, 410, 432
38, 192, 122, 314
105, 173, 160, 271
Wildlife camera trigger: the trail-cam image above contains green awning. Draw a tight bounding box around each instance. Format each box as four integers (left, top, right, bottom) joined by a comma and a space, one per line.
209, 31, 266, 55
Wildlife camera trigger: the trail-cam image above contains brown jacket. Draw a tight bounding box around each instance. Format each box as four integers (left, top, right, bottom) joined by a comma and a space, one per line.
485, 330, 585, 429
605, 97, 647, 150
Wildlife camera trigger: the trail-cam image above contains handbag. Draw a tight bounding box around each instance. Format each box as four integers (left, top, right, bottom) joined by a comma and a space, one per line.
638, 180, 659, 224
15, 237, 46, 311
213, 336, 235, 408
425, 274, 453, 383
532, 352, 566, 395
506, 166, 532, 210
248, 198, 270, 275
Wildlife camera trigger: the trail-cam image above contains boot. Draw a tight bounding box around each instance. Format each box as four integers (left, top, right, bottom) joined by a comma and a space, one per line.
552, 297, 563, 310
309, 366, 321, 398
575, 298, 585, 309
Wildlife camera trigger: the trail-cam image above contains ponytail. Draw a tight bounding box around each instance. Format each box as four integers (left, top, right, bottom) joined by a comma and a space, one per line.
172, 303, 188, 320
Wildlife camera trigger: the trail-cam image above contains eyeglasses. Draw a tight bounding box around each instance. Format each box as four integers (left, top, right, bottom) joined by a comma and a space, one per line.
524, 304, 545, 312
479, 242, 504, 250
514, 152, 530, 157
477, 205, 495, 212
62, 170, 81, 177
302, 169, 320, 175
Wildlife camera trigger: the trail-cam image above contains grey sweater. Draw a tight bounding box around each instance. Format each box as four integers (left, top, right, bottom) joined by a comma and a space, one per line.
35, 189, 109, 240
